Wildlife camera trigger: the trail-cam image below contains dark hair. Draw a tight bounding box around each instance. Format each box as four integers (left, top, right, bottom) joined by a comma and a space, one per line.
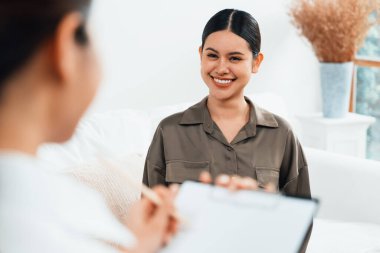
201, 9, 261, 57
0, 0, 92, 86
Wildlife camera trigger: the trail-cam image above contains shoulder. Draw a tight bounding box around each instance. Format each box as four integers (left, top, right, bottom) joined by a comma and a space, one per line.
158, 111, 187, 129
254, 105, 294, 133
157, 98, 206, 129
273, 114, 294, 133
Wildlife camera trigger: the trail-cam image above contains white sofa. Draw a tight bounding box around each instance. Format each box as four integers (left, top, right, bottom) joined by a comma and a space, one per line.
38, 93, 380, 253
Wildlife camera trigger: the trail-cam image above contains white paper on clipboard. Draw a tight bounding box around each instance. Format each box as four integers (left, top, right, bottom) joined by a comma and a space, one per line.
160, 181, 318, 253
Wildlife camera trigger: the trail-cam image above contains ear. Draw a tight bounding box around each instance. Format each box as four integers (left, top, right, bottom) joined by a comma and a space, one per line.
199, 46, 203, 60
252, 53, 264, 73
50, 12, 84, 84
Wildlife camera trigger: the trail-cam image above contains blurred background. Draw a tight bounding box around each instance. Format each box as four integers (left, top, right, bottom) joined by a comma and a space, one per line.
87, 0, 380, 161
88, 0, 320, 113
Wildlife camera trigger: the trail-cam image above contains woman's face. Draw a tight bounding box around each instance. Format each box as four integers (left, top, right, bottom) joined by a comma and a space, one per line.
199, 30, 262, 101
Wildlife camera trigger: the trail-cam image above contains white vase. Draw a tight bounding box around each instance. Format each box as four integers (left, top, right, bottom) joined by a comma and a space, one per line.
320, 62, 354, 118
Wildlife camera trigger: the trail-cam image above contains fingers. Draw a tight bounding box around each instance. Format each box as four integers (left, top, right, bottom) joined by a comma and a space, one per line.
201, 172, 258, 191
222, 175, 259, 191
263, 182, 277, 193
162, 217, 178, 245
149, 203, 170, 231
215, 174, 231, 187
214, 174, 276, 193
228, 175, 241, 191
199, 171, 212, 184
128, 198, 152, 226
151, 186, 175, 209
169, 183, 180, 196
236, 177, 259, 191
149, 204, 171, 247
125, 198, 157, 240
151, 185, 179, 246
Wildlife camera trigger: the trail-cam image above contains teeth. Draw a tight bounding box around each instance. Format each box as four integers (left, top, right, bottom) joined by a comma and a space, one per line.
214, 78, 232, 84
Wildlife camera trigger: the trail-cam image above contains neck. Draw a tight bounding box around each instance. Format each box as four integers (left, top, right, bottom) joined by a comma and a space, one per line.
207, 94, 249, 121
0, 80, 50, 155
0, 114, 43, 155
0, 98, 49, 154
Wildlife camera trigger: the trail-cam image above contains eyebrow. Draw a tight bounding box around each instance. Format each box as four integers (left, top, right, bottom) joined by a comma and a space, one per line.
205, 47, 244, 56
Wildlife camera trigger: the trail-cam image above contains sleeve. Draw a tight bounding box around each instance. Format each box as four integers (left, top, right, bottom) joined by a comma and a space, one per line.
280, 129, 311, 198
279, 129, 312, 253
143, 125, 167, 187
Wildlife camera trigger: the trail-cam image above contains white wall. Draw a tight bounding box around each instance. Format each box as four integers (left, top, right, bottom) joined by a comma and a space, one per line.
88, 0, 321, 114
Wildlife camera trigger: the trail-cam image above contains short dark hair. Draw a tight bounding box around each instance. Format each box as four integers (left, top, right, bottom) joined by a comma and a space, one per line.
201, 9, 261, 56
0, 0, 92, 86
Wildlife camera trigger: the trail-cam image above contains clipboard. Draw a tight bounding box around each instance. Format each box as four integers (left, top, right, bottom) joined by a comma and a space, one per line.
161, 181, 318, 253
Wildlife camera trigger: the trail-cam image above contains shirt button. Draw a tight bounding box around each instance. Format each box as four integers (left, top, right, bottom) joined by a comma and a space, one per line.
226, 146, 233, 151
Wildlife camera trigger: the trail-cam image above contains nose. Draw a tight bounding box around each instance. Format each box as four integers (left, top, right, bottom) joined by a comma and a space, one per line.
215, 58, 230, 76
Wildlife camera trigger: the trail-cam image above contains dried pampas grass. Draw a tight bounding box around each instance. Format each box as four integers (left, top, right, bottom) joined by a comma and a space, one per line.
289, 0, 380, 62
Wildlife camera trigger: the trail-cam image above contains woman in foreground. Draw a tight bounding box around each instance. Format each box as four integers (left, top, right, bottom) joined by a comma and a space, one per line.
0, 1, 176, 252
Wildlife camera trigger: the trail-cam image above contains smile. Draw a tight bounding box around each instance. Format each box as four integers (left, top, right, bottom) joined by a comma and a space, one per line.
214, 78, 232, 84
210, 75, 236, 86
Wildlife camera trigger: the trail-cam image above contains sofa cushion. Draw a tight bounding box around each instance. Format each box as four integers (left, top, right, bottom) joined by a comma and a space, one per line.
305, 147, 380, 224
38, 109, 151, 169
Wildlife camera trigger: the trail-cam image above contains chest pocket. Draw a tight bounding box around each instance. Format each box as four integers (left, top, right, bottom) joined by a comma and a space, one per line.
166, 160, 209, 183
255, 167, 280, 190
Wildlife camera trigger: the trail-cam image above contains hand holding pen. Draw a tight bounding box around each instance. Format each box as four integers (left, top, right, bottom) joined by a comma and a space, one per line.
98, 157, 179, 253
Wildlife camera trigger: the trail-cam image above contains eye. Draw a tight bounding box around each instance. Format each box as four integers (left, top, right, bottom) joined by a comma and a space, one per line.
230, 56, 242, 62
207, 53, 218, 59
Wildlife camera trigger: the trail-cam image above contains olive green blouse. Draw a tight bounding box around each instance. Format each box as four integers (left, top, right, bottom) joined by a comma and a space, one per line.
143, 96, 311, 198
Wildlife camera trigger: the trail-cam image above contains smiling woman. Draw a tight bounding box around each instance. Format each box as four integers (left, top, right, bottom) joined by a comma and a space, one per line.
143, 8, 312, 253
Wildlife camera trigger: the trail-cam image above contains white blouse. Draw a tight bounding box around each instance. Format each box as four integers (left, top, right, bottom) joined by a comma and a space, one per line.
0, 152, 136, 253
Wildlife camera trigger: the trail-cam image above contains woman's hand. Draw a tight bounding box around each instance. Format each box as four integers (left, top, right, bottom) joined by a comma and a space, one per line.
126, 185, 179, 253
199, 171, 276, 193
